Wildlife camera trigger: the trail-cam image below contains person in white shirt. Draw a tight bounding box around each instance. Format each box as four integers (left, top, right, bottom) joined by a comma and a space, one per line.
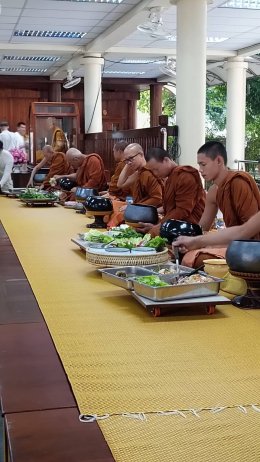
14, 121, 27, 159
0, 121, 17, 151
0, 140, 14, 193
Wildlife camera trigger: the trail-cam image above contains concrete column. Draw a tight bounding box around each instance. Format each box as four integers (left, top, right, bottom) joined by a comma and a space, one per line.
83, 54, 104, 133
224, 57, 248, 169
175, 0, 207, 166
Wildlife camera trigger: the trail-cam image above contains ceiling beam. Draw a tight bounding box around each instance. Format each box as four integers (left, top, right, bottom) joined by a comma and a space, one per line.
85, 0, 172, 53
107, 46, 237, 59
0, 43, 84, 54
237, 43, 260, 57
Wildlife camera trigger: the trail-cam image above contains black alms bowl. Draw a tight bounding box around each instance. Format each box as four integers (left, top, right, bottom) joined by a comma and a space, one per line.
58, 177, 77, 191
124, 204, 158, 224
84, 196, 113, 212
226, 240, 260, 274
75, 187, 99, 202
160, 219, 203, 244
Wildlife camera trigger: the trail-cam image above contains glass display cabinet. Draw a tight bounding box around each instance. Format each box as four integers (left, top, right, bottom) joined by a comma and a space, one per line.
29, 102, 80, 164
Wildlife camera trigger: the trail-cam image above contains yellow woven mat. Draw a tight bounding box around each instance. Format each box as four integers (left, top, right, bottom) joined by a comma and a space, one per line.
1, 197, 260, 462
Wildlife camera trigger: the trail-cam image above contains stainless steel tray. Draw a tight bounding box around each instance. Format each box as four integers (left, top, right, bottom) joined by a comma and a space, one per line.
99, 266, 155, 290
132, 273, 223, 301
146, 263, 193, 283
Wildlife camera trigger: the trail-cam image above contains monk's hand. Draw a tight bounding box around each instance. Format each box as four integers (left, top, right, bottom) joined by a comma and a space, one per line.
71, 187, 77, 193
172, 236, 198, 253
135, 222, 154, 234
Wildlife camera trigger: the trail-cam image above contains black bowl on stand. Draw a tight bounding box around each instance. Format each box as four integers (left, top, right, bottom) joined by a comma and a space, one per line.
124, 204, 159, 227
58, 178, 77, 191
160, 219, 203, 244
226, 240, 260, 309
84, 196, 113, 229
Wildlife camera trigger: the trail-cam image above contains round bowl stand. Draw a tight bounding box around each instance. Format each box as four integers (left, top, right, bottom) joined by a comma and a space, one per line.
230, 270, 260, 309
86, 211, 112, 229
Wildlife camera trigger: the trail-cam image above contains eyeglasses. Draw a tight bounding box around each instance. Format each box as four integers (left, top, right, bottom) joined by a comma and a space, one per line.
124, 152, 140, 164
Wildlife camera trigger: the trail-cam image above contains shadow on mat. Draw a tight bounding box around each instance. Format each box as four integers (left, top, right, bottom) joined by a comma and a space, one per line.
99, 292, 228, 323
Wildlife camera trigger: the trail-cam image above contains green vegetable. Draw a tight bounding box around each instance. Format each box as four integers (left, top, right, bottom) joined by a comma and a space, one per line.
83, 230, 113, 243
20, 188, 56, 200
147, 236, 168, 251
135, 275, 168, 287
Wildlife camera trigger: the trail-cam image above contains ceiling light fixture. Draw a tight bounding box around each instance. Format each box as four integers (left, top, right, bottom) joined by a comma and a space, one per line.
137, 7, 173, 40
14, 30, 87, 39
121, 58, 165, 64
220, 0, 260, 8
3, 55, 60, 62
0, 67, 48, 73
103, 70, 146, 75
56, 0, 123, 3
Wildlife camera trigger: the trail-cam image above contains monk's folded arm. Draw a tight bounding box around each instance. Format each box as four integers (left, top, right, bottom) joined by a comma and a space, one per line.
137, 175, 163, 207
199, 185, 218, 231
165, 173, 202, 221
82, 157, 103, 188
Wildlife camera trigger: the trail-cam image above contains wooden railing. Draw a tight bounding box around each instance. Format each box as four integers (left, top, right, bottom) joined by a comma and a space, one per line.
84, 125, 178, 174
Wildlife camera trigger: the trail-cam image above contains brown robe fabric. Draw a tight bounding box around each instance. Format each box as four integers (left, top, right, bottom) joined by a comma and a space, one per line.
43, 152, 72, 189
75, 153, 107, 191
109, 161, 130, 200
217, 171, 260, 239
130, 167, 163, 207
150, 166, 206, 237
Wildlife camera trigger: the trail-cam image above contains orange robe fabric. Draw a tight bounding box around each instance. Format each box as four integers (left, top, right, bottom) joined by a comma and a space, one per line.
150, 166, 206, 237
75, 153, 107, 191
217, 171, 260, 239
43, 152, 72, 189
109, 161, 130, 200
52, 128, 68, 153
130, 167, 163, 207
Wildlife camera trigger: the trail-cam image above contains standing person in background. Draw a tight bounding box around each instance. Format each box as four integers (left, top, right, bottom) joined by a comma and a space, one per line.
0, 121, 17, 152
0, 140, 13, 193
46, 117, 68, 153
14, 122, 27, 160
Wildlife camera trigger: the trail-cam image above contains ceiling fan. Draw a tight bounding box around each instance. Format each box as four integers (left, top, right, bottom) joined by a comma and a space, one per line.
137, 7, 173, 40
159, 57, 176, 78
63, 69, 81, 89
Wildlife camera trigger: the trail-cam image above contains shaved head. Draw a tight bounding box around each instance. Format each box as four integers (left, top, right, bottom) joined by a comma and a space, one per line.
66, 148, 85, 169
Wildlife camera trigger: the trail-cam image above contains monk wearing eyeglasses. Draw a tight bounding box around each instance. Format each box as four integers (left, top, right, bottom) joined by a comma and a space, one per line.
117, 143, 163, 207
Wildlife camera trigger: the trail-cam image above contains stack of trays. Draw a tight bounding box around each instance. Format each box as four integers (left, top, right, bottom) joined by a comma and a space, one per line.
100, 264, 223, 301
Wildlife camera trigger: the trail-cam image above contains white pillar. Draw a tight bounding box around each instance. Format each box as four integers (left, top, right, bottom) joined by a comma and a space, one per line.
224, 57, 248, 170
83, 54, 104, 133
175, 0, 207, 166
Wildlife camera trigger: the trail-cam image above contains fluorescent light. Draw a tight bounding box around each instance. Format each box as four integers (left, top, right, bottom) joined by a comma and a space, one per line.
121, 59, 164, 64
104, 70, 146, 75
220, 0, 260, 9
14, 30, 87, 39
0, 67, 48, 73
56, 0, 123, 3
3, 55, 60, 62
168, 36, 228, 42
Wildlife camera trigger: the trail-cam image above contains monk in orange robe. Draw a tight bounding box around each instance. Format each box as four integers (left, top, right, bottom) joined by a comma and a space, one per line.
27, 145, 72, 189
46, 117, 68, 153
107, 140, 130, 200
54, 148, 107, 200
180, 140, 260, 267
136, 147, 205, 237
117, 143, 163, 207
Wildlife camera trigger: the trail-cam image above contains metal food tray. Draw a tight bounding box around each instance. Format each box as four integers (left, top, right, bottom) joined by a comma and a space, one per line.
132, 272, 223, 301
99, 266, 155, 290
146, 263, 193, 282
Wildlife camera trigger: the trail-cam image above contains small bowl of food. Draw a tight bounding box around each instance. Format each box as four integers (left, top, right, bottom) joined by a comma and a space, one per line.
203, 259, 228, 278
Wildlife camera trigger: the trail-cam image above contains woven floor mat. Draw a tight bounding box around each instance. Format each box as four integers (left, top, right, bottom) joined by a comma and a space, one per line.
1, 198, 260, 462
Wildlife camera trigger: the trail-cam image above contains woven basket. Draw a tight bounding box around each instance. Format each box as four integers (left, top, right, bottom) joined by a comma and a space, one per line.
85, 248, 169, 267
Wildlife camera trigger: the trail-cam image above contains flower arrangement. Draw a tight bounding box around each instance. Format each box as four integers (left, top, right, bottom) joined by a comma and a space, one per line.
10, 148, 27, 164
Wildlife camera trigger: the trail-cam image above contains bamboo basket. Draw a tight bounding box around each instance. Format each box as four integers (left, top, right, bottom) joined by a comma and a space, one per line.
85, 248, 169, 267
